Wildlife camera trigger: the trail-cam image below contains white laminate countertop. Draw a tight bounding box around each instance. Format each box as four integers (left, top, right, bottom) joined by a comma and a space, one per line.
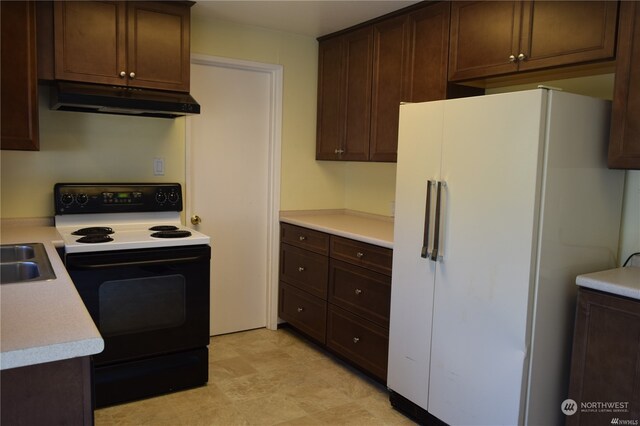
280, 209, 394, 248
0, 219, 104, 370
576, 266, 640, 300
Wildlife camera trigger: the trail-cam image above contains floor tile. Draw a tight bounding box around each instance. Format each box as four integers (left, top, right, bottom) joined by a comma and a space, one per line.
95, 327, 416, 426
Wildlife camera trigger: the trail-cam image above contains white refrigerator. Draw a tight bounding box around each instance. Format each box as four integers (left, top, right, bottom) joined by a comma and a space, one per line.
387, 89, 624, 425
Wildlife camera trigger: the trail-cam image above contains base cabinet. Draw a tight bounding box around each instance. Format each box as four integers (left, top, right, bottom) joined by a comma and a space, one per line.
279, 223, 392, 382
567, 288, 640, 425
1, 356, 93, 425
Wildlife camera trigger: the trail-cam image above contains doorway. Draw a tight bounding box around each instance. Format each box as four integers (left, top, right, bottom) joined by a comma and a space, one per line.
186, 54, 282, 335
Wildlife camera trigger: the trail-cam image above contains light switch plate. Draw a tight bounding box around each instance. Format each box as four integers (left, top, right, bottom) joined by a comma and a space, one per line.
154, 158, 165, 176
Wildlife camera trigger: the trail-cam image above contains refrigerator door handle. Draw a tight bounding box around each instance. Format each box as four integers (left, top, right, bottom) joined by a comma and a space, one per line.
430, 181, 443, 262
420, 180, 434, 259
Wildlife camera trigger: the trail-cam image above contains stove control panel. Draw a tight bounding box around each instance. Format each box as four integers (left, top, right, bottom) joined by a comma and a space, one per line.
54, 183, 183, 214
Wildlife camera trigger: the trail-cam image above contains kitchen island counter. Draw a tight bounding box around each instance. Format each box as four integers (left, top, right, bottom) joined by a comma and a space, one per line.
0, 219, 104, 370
280, 209, 394, 248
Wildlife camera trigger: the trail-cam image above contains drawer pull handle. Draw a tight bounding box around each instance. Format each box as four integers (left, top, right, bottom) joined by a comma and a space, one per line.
298, 266, 305, 272
356, 252, 364, 259
354, 288, 362, 295
297, 307, 304, 313
353, 337, 360, 343
299, 235, 307, 241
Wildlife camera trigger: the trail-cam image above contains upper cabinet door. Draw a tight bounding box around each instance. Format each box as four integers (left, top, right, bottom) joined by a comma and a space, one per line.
341, 27, 373, 161
316, 37, 345, 160
608, 1, 640, 169
518, 1, 618, 71
370, 15, 408, 162
54, 1, 127, 86
316, 27, 372, 161
449, 1, 618, 82
126, 2, 190, 92
448, 1, 523, 81
1, 1, 39, 151
404, 2, 451, 103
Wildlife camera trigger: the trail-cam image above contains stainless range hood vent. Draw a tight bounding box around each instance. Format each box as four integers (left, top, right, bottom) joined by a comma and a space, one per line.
50, 82, 201, 119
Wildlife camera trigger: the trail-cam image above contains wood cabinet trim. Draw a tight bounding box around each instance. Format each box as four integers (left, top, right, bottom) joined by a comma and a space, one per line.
448, 1, 523, 81
1, 1, 39, 151
608, 0, 640, 169
518, 1, 618, 72
280, 243, 329, 299
567, 288, 640, 424
328, 258, 391, 328
326, 304, 389, 381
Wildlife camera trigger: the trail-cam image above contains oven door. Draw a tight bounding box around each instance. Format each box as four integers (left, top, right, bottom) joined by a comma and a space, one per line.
65, 245, 210, 366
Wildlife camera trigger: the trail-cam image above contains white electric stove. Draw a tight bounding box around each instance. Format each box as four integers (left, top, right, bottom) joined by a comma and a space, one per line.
54, 183, 210, 254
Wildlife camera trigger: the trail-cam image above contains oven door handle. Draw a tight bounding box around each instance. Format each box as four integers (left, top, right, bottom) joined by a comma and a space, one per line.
66, 255, 207, 269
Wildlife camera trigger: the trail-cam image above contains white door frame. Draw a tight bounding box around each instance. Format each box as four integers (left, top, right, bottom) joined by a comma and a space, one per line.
185, 53, 283, 331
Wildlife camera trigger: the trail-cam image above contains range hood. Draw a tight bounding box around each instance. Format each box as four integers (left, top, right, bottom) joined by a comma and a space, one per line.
50, 82, 200, 119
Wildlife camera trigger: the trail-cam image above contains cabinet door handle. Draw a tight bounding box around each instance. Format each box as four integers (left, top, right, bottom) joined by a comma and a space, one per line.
354, 288, 362, 295
356, 251, 364, 259
129, 72, 136, 79
517, 53, 526, 62
352, 337, 360, 343
334, 148, 345, 154
298, 235, 306, 241
298, 266, 305, 272
509, 54, 516, 63
119, 71, 126, 78
297, 306, 304, 313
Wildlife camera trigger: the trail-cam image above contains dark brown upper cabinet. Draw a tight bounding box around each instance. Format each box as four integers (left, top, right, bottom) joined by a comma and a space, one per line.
317, 2, 473, 163
54, 1, 191, 92
1, 1, 39, 151
317, 27, 373, 161
449, 1, 618, 82
608, 1, 640, 169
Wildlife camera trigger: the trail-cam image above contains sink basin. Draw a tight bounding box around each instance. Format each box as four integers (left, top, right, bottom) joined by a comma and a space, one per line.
1, 262, 41, 282
0, 243, 56, 284
0, 244, 36, 262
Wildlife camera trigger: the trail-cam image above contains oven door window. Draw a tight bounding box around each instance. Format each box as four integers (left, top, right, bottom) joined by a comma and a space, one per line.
99, 274, 186, 337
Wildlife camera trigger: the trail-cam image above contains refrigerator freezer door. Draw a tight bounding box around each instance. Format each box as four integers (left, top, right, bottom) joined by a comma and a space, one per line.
427, 90, 547, 425
388, 101, 444, 408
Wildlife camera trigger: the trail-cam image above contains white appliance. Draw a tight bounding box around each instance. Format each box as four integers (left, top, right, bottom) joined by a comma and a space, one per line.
387, 89, 624, 425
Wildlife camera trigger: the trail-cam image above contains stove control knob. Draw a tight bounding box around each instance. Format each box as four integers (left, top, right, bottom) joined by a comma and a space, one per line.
76, 193, 89, 205
60, 193, 74, 206
168, 191, 180, 204
155, 191, 167, 204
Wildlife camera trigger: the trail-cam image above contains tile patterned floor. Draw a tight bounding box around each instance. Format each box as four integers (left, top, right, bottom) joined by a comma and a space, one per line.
95, 327, 416, 425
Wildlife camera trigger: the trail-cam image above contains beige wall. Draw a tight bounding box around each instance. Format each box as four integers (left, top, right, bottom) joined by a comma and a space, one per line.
0, 92, 186, 218
191, 16, 346, 212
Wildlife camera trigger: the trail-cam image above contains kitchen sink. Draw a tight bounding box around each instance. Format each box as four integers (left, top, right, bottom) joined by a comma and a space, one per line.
0, 243, 56, 284
0, 244, 36, 262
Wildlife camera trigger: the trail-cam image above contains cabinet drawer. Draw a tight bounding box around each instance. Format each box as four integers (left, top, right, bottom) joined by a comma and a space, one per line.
279, 283, 327, 344
329, 259, 391, 328
330, 236, 392, 275
280, 243, 328, 299
281, 223, 329, 255
326, 305, 389, 381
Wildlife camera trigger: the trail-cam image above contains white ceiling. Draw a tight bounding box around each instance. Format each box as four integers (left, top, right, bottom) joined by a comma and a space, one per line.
191, 1, 421, 38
